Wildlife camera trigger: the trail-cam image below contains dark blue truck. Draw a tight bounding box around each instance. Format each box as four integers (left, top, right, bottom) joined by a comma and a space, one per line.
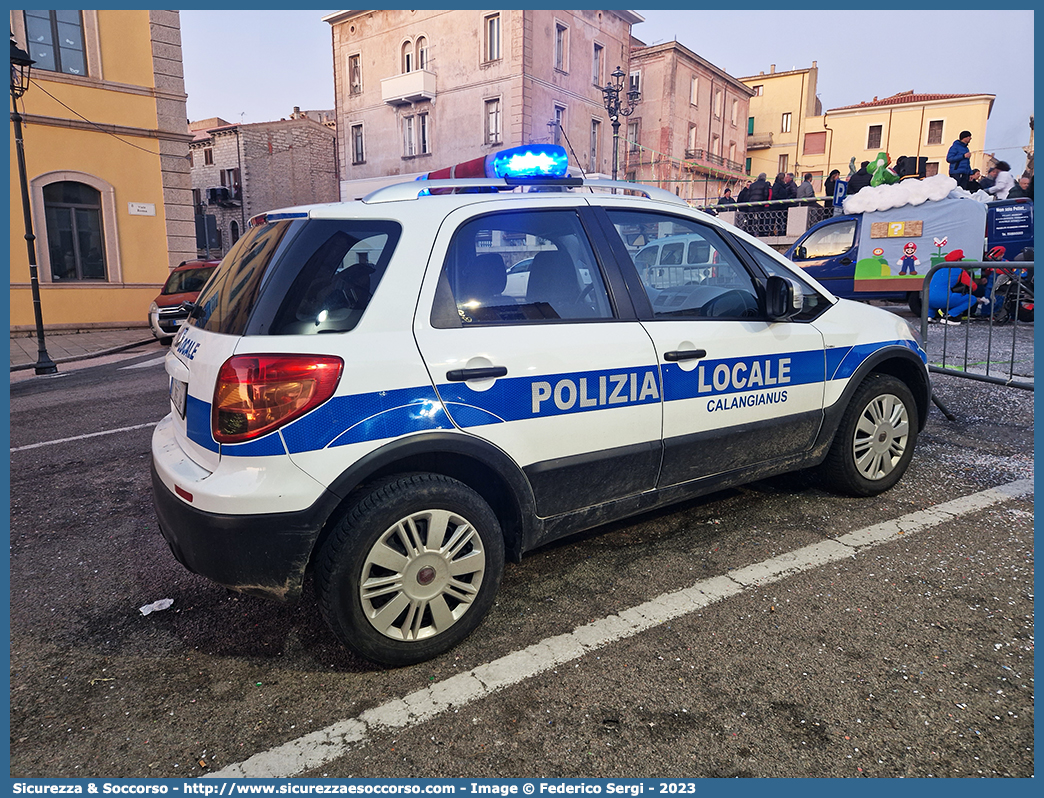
786, 197, 1033, 312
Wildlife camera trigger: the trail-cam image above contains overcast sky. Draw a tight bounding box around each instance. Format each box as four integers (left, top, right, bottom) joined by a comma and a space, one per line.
179, 8, 1034, 173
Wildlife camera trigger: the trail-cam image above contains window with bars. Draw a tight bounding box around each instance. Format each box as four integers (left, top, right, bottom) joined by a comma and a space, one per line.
867, 125, 882, 150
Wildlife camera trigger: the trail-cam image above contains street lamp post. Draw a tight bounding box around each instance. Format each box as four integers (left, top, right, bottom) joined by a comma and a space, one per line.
599, 65, 640, 181
11, 34, 57, 375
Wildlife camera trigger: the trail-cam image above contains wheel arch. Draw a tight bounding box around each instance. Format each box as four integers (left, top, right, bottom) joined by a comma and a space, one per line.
312, 432, 538, 567
857, 348, 931, 432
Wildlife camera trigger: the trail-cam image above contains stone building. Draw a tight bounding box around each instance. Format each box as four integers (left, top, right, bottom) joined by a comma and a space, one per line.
188, 113, 338, 257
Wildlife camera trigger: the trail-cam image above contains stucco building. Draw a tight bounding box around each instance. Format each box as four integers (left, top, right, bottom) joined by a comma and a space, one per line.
324, 9, 643, 198
740, 62, 996, 192
188, 112, 338, 258
627, 40, 753, 203
9, 9, 193, 331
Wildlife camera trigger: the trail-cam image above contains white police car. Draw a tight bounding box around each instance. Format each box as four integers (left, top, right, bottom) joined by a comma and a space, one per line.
152, 145, 930, 666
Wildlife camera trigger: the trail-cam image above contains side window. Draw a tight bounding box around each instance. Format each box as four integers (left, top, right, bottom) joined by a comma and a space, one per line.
794, 219, 857, 259
433, 210, 613, 327
606, 210, 761, 320
734, 238, 828, 321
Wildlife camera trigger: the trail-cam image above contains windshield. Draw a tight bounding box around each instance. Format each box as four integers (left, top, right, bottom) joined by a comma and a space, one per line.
162, 266, 216, 295
795, 219, 857, 259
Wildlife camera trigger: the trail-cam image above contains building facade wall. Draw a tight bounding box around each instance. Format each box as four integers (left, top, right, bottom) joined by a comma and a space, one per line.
326, 9, 638, 198
743, 63, 995, 193
9, 9, 193, 331
190, 119, 338, 258
741, 64, 819, 183
630, 42, 753, 203
820, 96, 995, 180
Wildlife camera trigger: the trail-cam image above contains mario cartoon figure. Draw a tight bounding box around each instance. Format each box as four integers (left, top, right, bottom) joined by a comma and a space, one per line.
897, 242, 919, 275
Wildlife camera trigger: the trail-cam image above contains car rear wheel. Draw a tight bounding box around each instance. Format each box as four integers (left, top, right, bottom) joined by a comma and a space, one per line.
822, 374, 918, 496
316, 474, 504, 666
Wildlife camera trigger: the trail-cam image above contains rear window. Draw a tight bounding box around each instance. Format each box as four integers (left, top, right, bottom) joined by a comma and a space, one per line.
162, 266, 215, 295
190, 219, 401, 336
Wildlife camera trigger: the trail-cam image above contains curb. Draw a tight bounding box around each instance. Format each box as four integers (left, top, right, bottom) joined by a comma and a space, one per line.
10, 337, 158, 372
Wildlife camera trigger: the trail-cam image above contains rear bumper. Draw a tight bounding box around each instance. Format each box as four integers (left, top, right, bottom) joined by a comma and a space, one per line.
151, 460, 335, 602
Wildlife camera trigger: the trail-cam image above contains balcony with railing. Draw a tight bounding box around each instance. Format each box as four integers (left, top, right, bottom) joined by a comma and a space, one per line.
381, 70, 436, 105
683, 148, 747, 177
745, 132, 773, 149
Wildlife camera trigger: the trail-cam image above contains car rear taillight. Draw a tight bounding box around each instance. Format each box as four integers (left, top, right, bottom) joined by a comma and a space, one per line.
213, 354, 343, 444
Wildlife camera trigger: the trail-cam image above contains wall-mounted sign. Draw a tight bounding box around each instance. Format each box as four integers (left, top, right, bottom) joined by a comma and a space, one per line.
128, 202, 156, 216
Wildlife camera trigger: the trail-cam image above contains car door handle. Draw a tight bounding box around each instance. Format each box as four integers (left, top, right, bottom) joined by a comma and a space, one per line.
663, 349, 707, 362
839, 257, 853, 265
446, 366, 508, 382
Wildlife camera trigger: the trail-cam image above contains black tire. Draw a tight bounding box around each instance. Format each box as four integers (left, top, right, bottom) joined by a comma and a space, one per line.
821, 374, 919, 497
316, 474, 504, 666
907, 291, 923, 317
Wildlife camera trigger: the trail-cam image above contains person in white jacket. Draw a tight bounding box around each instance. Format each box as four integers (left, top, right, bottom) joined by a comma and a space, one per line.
986, 161, 1015, 200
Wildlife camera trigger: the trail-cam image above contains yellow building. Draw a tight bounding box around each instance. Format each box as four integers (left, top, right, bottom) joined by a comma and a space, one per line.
742, 62, 995, 192
741, 63, 822, 183
9, 10, 193, 332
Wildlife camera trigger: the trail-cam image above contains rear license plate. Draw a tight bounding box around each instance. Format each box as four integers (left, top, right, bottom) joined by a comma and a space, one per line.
170, 377, 187, 419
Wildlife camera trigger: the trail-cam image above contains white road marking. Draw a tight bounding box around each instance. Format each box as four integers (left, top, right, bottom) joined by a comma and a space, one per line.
10, 422, 159, 453
207, 477, 1033, 779
120, 355, 167, 369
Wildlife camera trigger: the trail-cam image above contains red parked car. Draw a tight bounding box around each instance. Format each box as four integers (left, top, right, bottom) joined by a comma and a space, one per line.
148, 259, 219, 341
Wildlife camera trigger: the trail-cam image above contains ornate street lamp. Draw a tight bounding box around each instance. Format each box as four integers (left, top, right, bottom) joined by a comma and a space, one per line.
600, 65, 640, 181
11, 33, 57, 375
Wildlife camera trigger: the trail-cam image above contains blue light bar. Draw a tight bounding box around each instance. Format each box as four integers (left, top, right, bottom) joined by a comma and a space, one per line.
487, 145, 569, 180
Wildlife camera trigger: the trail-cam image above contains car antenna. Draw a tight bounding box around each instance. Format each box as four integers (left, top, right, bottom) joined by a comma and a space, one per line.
547, 119, 591, 190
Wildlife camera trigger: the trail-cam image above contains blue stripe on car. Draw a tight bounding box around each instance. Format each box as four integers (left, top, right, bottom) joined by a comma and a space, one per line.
190, 340, 922, 456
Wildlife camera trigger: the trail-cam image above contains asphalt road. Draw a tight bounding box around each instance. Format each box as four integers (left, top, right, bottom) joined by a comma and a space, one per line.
8, 327, 1034, 780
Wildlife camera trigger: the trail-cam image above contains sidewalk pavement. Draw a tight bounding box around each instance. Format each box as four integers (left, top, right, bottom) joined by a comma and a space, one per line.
10, 328, 159, 372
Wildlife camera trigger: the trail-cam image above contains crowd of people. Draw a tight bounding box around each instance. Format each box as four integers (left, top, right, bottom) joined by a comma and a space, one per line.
709, 124, 1035, 228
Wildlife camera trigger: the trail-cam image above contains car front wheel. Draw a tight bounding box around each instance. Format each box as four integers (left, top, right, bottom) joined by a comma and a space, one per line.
316, 474, 504, 666
823, 374, 918, 496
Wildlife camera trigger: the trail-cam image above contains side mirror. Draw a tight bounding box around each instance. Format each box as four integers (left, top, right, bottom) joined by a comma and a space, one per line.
765, 275, 802, 320
793, 245, 808, 261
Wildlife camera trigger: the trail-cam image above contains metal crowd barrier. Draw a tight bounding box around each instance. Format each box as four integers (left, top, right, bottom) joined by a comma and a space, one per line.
696, 197, 838, 237
918, 261, 1034, 393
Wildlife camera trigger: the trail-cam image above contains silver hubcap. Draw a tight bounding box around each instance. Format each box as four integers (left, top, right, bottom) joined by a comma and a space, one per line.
852, 393, 910, 480
360, 509, 486, 641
